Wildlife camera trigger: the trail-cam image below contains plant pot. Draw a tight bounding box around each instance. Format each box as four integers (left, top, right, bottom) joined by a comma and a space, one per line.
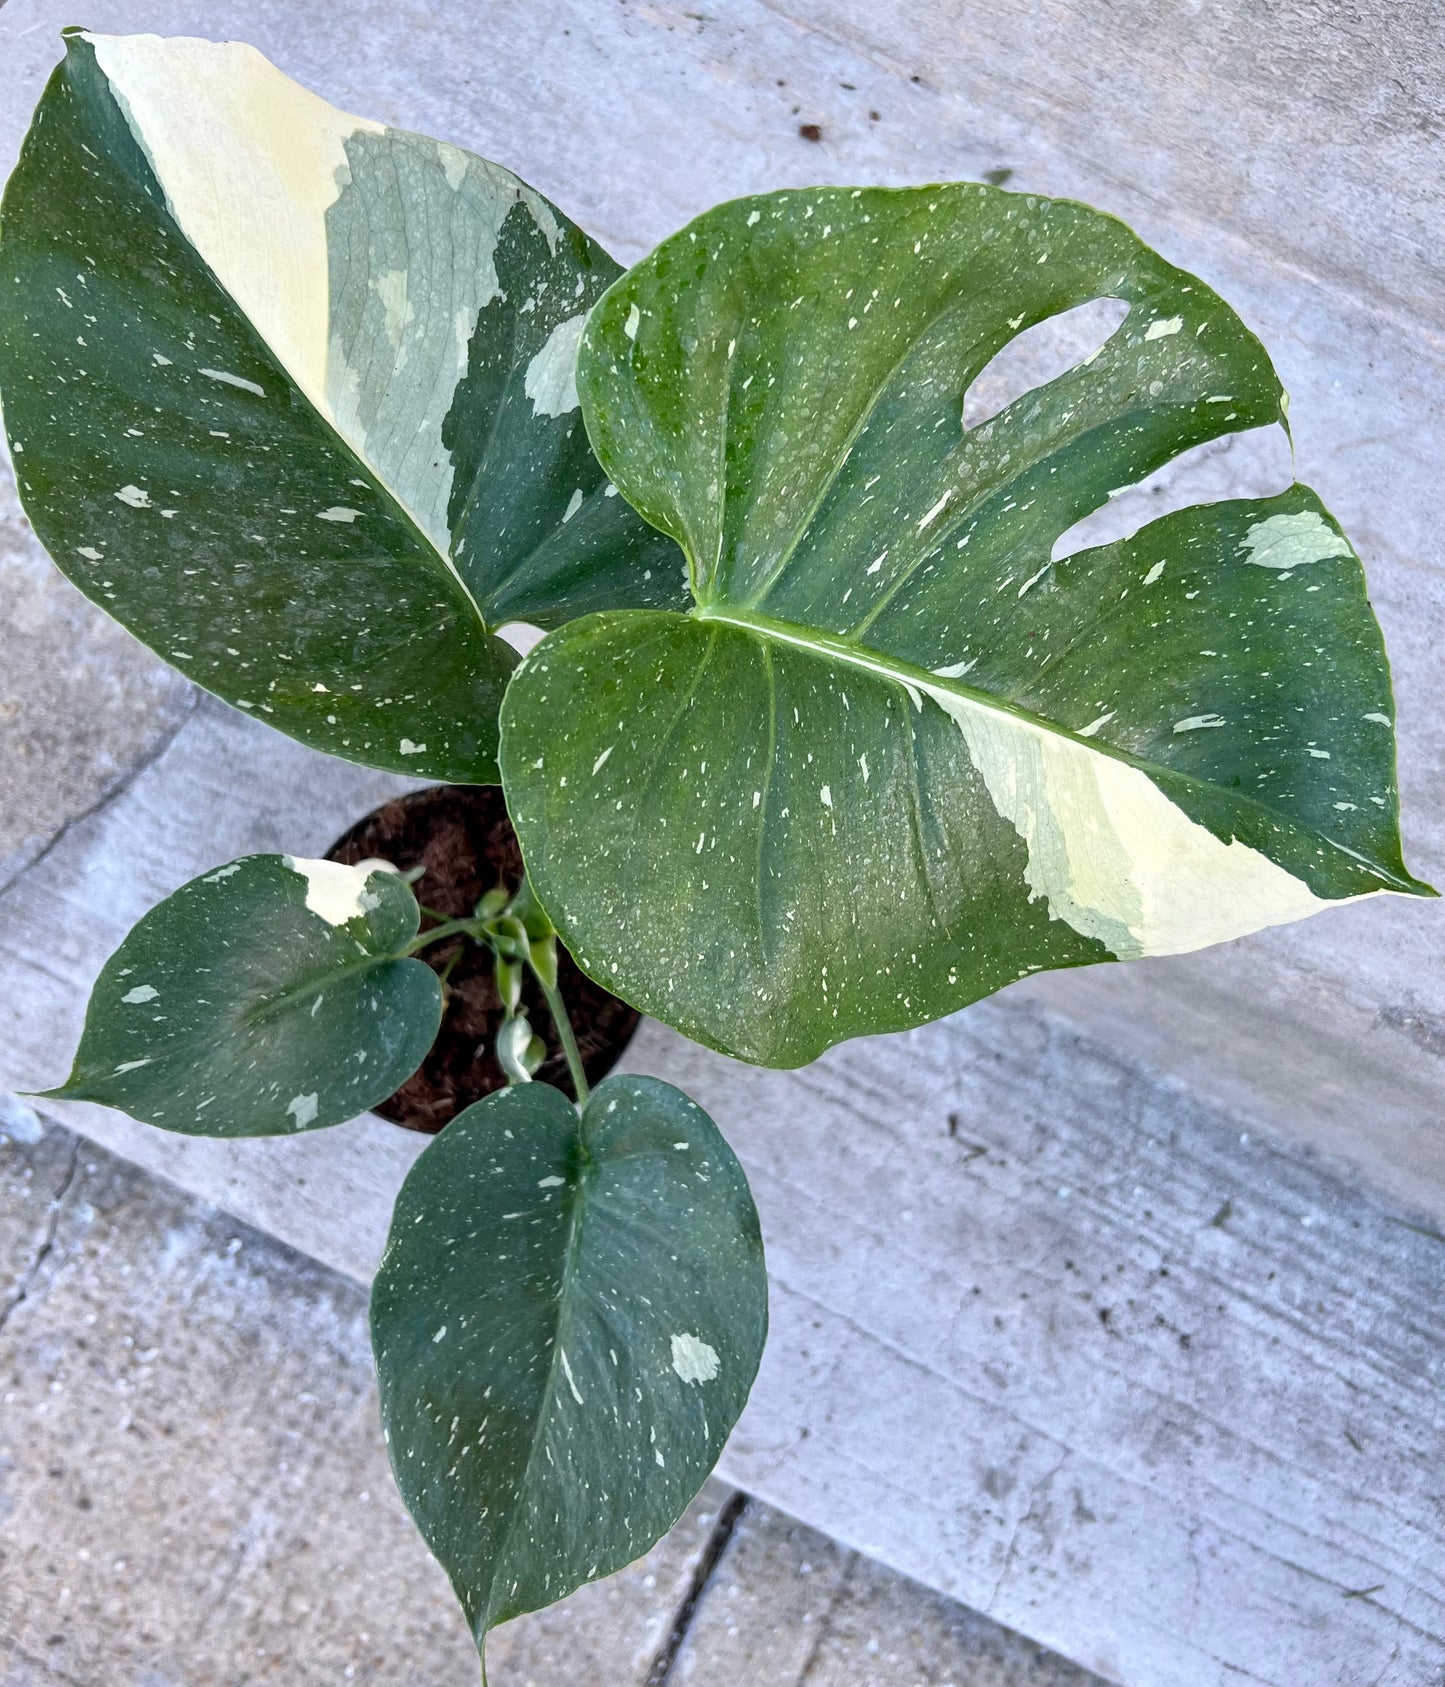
325, 785, 641, 1133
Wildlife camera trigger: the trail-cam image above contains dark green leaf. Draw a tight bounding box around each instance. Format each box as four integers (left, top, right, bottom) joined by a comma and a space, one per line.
0, 33, 682, 783
44, 855, 440, 1135
500, 184, 1432, 1066
371, 1074, 767, 1664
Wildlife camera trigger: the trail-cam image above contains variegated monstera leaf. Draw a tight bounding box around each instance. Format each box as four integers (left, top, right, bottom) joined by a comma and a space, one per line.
0, 32, 682, 781
501, 185, 1432, 1067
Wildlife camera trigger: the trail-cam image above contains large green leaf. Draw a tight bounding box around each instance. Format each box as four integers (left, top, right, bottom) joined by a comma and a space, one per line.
371, 1075, 766, 1668
43, 855, 439, 1135
0, 33, 682, 783
501, 184, 1432, 1066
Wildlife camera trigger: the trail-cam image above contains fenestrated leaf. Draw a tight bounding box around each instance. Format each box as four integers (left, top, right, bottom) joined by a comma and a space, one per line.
43, 855, 440, 1135
500, 184, 1432, 1067
370, 1075, 766, 1666
0, 33, 682, 784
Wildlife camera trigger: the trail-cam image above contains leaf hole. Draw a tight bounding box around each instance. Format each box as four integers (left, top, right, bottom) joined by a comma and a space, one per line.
1049, 422, 1294, 562
963, 297, 1129, 430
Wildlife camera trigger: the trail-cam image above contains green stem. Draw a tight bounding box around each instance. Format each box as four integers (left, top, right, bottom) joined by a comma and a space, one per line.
534, 971, 589, 1105
403, 917, 478, 956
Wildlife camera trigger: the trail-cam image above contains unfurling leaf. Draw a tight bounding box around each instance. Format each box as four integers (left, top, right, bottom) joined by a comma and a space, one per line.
501, 184, 1432, 1066
371, 1075, 767, 1667
0, 32, 682, 783
44, 856, 440, 1135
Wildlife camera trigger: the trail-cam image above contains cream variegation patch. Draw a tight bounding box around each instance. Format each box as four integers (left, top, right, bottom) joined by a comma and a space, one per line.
924, 685, 1341, 958
282, 855, 381, 926
88, 32, 382, 418
524, 313, 588, 417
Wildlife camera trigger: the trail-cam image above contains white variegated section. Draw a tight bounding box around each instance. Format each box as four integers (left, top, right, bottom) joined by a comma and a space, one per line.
1240, 509, 1353, 570
524, 313, 588, 417
281, 856, 381, 927
86, 32, 381, 418
86, 34, 568, 573
923, 684, 1347, 958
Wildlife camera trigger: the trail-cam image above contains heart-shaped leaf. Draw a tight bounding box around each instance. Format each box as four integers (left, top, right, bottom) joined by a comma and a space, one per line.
371, 1074, 766, 1667
44, 856, 440, 1135
501, 185, 1432, 1066
0, 32, 682, 783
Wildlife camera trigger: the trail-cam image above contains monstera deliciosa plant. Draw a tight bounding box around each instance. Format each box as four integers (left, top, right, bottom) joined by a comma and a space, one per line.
1, 29, 1430, 1676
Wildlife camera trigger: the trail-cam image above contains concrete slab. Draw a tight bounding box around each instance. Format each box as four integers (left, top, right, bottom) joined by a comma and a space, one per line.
0, 458, 193, 894
0, 1116, 1102, 1687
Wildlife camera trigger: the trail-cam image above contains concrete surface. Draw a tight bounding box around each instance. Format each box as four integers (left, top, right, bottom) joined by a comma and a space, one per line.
0, 1114, 1099, 1687
0, 459, 193, 895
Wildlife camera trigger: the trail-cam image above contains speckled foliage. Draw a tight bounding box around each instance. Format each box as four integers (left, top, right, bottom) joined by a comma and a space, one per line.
44, 855, 440, 1136
500, 185, 1431, 1066
0, 32, 682, 783
370, 1075, 767, 1677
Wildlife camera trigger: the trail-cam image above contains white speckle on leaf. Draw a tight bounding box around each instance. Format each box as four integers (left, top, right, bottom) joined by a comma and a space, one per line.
917, 490, 953, 530
121, 985, 159, 1005
624, 303, 642, 340
1363, 712, 1391, 726
432, 1325, 448, 1345
746, 209, 761, 226
115, 485, 152, 508
399, 739, 427, 756
287, 1093, 319, 1129
559, 1349, 585, 1405
112, 1059, 153, 1075
317, 506, 360, 523
202, 863, 242, 883
1143, 560, 1166, 585
1241, 510, 1350, 570
524, 313, 588, 416
563, 488, 584, 522
199, 367, 265, 396
820, 785, 833, 808
76, 546, 104, 561
1173, 714, 1227, 733
592, 746, 614, 776
538, 1175, 565, 1188
1144, 316, 1183, 340
152, 351, 172, 366
671, 1333, 720, 1384
1079, 711, 1115, 738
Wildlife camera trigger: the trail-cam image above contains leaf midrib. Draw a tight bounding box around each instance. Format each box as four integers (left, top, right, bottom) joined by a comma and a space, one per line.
690, 602, 1415, 891
484, 1107, 593, 1637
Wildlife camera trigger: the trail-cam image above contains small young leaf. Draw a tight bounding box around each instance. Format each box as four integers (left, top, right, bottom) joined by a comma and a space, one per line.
44, 856, 440, 1135
0, 33, 682, 783
371, 1075, 767, 1663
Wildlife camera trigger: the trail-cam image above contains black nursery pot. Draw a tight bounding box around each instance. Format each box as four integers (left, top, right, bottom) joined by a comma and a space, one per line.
326, 785, 640, 1134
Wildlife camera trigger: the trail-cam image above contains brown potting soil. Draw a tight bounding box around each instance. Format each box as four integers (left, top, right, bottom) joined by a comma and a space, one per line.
326, 784, 640, 1133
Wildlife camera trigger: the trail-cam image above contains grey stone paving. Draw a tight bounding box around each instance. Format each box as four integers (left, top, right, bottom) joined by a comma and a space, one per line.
0, 459, 193, 895
0, 1114, 1098, 1687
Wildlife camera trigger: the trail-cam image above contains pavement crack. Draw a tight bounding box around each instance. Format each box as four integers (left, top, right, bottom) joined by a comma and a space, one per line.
644, 1490, 749, 1685
0, 691, 197, 902
796, 1550, 858, 1682
0, 1133, 80, 1338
